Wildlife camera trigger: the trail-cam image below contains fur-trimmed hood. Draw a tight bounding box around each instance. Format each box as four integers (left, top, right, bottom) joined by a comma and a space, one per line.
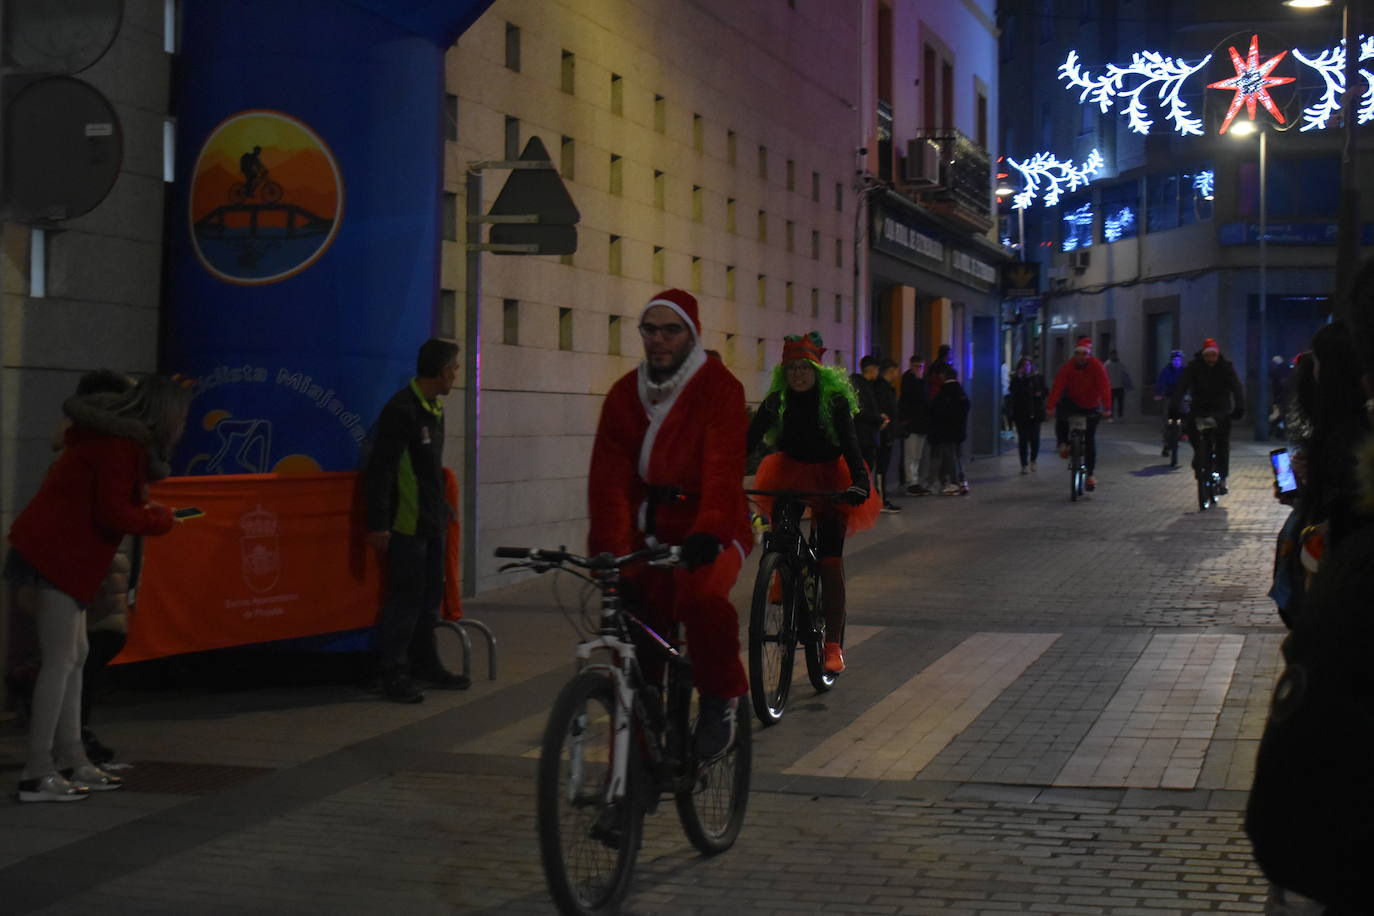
63, 392, 172, 480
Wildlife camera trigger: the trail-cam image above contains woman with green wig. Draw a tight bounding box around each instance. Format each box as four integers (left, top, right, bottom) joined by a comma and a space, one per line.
746, 333, 878, 675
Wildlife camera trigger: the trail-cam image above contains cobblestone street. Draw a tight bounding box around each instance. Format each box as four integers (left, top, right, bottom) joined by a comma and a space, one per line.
0, 419, 1291, 914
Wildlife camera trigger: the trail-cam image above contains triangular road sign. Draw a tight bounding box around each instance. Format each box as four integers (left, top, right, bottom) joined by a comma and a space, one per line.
489, 136, 580, 254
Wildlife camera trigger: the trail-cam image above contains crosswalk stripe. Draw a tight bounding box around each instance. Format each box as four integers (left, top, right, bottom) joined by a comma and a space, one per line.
782, 632, 1061, 781
1053, 633, 1244, 789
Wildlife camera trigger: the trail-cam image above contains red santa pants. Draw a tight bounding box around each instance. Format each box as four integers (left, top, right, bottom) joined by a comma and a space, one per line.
632, 544, 746, 700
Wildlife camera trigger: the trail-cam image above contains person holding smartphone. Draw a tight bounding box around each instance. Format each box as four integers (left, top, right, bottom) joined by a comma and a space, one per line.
6, 375, 191, 802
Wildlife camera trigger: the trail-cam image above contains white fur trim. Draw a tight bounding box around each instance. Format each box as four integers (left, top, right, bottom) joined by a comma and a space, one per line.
642, 298, 699, 341
637, 346, 707, 479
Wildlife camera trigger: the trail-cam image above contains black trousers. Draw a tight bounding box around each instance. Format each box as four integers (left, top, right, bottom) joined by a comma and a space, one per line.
1185, 414, 1232, 479
1015, 419, 1043, 467
1112, 388, 1125, 418
377, 531, 445, 676
1055, 410, 1102, 475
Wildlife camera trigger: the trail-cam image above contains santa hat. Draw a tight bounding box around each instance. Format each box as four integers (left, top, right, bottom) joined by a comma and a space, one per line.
1202, 338, 1220, 354
641, 288, 700, 342
1073, 337, 1093, 354
781, 332, 826, 365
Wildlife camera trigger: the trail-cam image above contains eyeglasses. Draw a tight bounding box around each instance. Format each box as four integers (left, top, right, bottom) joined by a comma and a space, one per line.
638, 322, 687, 339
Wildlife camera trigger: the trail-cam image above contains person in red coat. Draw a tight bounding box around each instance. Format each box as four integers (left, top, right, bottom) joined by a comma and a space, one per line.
6, 375, 190, 802
588, 288, 752, 759
1046, 337, 1113, 491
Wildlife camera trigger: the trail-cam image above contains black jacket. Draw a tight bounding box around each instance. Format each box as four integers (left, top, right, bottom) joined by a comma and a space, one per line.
1170, 354, 1244, 418
1008, 373, 1047, 424
363, 383, 449, 538
848, 373, 882, 453
928, 380, 970, 445
747, 388, 870, 493
899, 370, 930, 434
873, 377, 899, 444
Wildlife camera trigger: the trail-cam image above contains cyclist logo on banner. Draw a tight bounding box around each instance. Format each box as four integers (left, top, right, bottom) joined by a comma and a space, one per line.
189, 110, 344, 285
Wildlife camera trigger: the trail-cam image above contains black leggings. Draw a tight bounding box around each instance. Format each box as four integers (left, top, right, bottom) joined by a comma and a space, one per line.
815, 513, 846, 558
1015, 419, 1042, 466
1055, 410, 1102, 475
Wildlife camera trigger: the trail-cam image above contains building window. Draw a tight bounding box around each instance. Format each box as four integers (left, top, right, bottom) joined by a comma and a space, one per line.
810, 287, 819, 318
786, 158, 795, 191
654, 94, 666, 133
726, 265, 736, 300
1181, 163, 1215, 224
561, 50, 575, 94
834, 293, 843, 323
560, 136, 575, 180
834, 238, 843, 268
608, 315, 621, 356
502, 298, 519, 345
691, 256, 702, 293
505, 23, 521, 71
1061, 198, 1094, 251
559, 307, 573, 351
692, 185, 703, 222
810, 230, 820, 260
654, 169, 665, 209
785, 220, 795, 252
727, 129, 737, 165
438, 289, 456, 337
504, 116, 520, 159
1100, 181, 1140, 242
442, 192, 458, 242
785, 281, 794, 313
652, 246, 665, 285
757, 209, 767, 243
693, 114, 704, 152
609, 154, 623, 195
835, 181, 843, 212
726, 197, 737, 233
609, 234, 622, 275
1146, 172, 1181, 233
757, 274, 767, 308
757, 338, 766, 369
812, 171, 821, 202
444, 94, 458, 142
610, 73, 623, 115
757, 145, 768, 179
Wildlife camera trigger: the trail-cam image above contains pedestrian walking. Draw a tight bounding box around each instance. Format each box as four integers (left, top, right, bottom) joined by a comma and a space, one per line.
1008, 356, 1047, 474
928, 365, 969, 495
899, 355, 932, 496
874, 359, 902, 512
363, 337, 469, 704
6, 375, 192, 801
1103, 350, 1132, 420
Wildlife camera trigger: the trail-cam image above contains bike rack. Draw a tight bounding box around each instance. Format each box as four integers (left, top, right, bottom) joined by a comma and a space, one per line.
435, 618, 498, 681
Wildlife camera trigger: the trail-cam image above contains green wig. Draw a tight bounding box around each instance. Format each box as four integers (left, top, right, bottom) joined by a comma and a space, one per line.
762, 334, 859, 447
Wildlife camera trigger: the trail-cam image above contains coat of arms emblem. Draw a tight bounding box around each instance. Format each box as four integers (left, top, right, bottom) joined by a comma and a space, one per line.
239, 504, 280, 593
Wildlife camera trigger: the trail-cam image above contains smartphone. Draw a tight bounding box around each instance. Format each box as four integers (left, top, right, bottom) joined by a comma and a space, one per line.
1270, 448, 1299, 497
173, 506, 206, 520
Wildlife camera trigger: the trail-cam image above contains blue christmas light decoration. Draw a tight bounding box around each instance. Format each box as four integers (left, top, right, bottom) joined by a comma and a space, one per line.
1061, 202, 1095, 252
1193, 169, 1214, 200
1103, 207, 1136, 242
1007, 149, 1104, 210
1293, 37, 1374, 131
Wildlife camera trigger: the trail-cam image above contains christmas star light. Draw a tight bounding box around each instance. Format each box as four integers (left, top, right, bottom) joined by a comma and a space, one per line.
1206, 35, 1296, 134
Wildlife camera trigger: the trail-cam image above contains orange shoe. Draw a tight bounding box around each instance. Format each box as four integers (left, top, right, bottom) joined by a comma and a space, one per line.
1058, 444, 1070, 459
823, 641, 845, 674
768, 574, 783, 605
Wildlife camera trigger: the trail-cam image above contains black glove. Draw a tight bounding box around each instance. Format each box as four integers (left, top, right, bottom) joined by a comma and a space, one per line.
1231, 406, 1245, 421
680, 532, 723, 570
1168, 409, 1181, 422
840, 485, 868, 506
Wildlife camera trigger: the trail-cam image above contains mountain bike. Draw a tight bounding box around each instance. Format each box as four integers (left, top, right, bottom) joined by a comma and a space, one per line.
494, 544, 751, 916
742, 489, 843, 726
1193, 415, 1222, 511
229, 170, 284, 204
1067, 414, 1088, 502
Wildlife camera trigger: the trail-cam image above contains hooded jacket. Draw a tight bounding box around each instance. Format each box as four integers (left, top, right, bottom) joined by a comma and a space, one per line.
1046, 356, 1112, 414
1169, 353, 1244, 418
8, 394, 175, 604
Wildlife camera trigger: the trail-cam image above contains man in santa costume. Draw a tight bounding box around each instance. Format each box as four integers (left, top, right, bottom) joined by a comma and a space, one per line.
587, 288, 752, 759
1047, 336, 1113, 491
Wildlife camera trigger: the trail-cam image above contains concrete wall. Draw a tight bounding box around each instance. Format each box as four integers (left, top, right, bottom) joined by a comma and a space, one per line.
446, 0, 863, 592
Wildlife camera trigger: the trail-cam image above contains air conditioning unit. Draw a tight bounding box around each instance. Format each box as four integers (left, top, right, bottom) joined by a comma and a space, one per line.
1069, 249, 1091, 272
904, 138, 944, 186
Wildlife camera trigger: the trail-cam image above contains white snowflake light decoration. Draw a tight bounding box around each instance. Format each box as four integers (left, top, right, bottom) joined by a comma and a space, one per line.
1059, 49, 1212, 135
1006, 149, 1105, 210
1103, 207, 1136, 243
1192, 170, 1214, 200
1292, 36, 1374, 131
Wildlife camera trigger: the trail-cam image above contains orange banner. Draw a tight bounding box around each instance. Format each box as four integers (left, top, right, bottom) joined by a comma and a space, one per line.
116, 471, 461, 664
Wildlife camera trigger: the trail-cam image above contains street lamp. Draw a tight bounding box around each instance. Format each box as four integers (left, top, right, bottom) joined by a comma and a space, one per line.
1231, 119, 1269, 440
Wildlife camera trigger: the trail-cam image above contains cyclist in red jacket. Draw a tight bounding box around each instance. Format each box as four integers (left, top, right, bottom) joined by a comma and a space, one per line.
1046, 337, 1113, 491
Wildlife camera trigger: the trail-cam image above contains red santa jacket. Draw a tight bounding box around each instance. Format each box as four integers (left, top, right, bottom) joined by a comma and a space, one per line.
1047, 357, 1113, 415
588, 352, 752, 559
9, 426, 174, 604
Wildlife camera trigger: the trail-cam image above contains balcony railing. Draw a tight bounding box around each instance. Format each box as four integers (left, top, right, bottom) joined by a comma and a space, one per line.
902, 127, 992, 232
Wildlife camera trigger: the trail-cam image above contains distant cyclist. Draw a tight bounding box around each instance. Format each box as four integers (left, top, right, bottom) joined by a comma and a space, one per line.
1046, 337, 1112, 492
1169, 338, 1245, 495
1153, 349, 1187, 457
239, 146, 266, 198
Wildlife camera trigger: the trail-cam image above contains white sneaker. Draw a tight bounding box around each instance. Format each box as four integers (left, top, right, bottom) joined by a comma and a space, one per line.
17, 773, 91, 803
941, 484, 960, 495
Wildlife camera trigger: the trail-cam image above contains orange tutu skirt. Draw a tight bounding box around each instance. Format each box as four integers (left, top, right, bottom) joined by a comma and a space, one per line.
752, 452, 881, 537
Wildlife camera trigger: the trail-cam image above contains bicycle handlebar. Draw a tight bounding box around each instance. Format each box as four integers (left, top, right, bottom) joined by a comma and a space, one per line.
744, 488, 847, 500
493, 544, 680, 570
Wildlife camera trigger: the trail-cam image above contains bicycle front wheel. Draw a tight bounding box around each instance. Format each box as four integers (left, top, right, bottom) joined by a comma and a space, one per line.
260, 180, 284, 203
802, 573, 838, 693
749, 551, 797, 725
676, 695, 752, 855
538, 670, 643, 916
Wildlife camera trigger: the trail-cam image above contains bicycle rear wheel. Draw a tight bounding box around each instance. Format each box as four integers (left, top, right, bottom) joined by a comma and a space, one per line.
1069, 435, 1083, 502
676, 694, 752, 855
538, 670, 642, 916
749, 551, 796, 726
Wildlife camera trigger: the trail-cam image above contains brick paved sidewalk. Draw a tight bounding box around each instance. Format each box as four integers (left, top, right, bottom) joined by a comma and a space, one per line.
0, 420, 1289, 914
